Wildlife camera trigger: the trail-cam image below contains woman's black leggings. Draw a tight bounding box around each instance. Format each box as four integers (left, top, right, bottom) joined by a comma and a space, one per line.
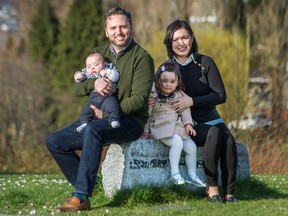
192, 122, 238, 195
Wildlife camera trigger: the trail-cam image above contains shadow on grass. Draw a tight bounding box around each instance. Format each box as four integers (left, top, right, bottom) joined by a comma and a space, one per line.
104, 184, 205, 208
235, 176, 288, 200
101, 175, 287, 207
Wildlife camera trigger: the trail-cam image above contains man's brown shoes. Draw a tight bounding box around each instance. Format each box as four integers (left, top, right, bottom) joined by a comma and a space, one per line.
56, 196, 90, 212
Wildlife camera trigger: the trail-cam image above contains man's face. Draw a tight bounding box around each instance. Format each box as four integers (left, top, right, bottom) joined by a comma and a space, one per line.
105, 14, 132, 53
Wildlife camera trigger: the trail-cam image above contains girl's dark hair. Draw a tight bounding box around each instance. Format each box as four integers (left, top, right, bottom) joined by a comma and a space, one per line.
104, 7, 132, 27
163, 18, 198, 59
154, 60, 183, 92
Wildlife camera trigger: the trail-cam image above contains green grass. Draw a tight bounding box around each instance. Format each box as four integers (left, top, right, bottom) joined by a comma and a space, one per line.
0, 174, 287, 215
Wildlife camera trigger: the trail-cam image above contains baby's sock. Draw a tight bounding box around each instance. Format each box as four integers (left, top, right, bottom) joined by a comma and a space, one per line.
111, 121, 120, 128
76, 123, 87, 132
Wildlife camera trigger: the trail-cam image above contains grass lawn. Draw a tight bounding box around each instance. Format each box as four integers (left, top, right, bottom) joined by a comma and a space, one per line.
0, 173, 287, 215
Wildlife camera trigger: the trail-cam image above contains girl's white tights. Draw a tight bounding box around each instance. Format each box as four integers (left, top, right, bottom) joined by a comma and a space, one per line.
161, 134, 197, 179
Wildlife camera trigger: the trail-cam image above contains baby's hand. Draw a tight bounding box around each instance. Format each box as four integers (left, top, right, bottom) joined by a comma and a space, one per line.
75, 72, 83, 81
99, 69, 107, 77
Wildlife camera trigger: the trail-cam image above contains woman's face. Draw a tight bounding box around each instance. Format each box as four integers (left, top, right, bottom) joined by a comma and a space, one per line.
172, 27, 193, 60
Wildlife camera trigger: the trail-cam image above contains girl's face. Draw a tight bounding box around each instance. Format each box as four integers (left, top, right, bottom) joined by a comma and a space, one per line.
159, 71, 178, 96
172, 27, 193, 61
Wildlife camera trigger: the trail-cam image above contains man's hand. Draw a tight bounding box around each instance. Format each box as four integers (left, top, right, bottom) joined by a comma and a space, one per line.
90, 104, 103, 119
94, 78, 114, 96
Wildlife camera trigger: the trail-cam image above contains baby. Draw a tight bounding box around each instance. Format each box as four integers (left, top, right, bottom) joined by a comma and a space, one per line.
74, 52, 120, 132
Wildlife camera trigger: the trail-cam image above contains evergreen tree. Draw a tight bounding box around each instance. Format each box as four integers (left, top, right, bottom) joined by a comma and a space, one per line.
49, 0, 105, 89
28, 0, 59, 63
45, 0, 105, 128
221, 0, 246, 33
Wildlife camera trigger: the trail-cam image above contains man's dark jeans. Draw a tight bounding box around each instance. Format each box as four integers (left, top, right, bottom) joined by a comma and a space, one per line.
46, 116, 143, 196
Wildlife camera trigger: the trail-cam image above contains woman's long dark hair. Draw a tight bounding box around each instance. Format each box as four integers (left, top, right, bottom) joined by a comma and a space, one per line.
163, 19, 198, 59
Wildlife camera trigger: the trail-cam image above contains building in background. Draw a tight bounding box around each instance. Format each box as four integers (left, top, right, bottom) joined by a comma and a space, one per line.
0, 0, 18, 32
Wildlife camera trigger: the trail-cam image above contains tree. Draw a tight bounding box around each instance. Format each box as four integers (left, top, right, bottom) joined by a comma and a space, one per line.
45, 0, 105, 128
249, 0, 288, 138
49, 0, 105, 89
28, 0, 59, 63
0, 55, 53, 172
218, 0, 246, 32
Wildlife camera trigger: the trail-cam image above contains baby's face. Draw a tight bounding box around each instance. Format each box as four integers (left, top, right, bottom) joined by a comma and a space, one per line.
86, 55, 105, 75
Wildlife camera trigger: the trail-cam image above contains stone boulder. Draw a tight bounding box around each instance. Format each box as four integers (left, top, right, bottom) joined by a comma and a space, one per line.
101, 139, 250, 197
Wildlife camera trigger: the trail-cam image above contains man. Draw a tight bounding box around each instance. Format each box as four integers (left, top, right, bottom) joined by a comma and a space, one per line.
46, 7, 154, 212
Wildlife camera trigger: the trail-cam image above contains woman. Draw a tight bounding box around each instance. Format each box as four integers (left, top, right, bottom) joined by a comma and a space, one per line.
163, 18, 238, 202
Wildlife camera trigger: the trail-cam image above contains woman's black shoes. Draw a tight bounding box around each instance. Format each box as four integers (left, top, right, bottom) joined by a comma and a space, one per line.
207, 194, 222, 202
224, 196, 238, 203
207, 195, 238, 203
206, 189, 222, 202
206, 189, 238, 203
206, 186, 238, 203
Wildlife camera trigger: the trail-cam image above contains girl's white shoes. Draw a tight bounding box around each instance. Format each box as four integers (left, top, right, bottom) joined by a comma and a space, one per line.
185, 175, 206, 187
171, 173, 206, 187
170, 173, 185, 185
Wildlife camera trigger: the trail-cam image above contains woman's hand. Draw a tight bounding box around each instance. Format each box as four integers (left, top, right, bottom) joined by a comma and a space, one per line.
94, 78, 115, 96
90, 104, 103, 119
170, 90, 193, 112
148, 95, 157, 107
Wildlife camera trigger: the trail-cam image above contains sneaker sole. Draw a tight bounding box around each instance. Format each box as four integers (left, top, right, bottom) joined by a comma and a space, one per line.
185, 180, 206, 187
170, 179, 185, 185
